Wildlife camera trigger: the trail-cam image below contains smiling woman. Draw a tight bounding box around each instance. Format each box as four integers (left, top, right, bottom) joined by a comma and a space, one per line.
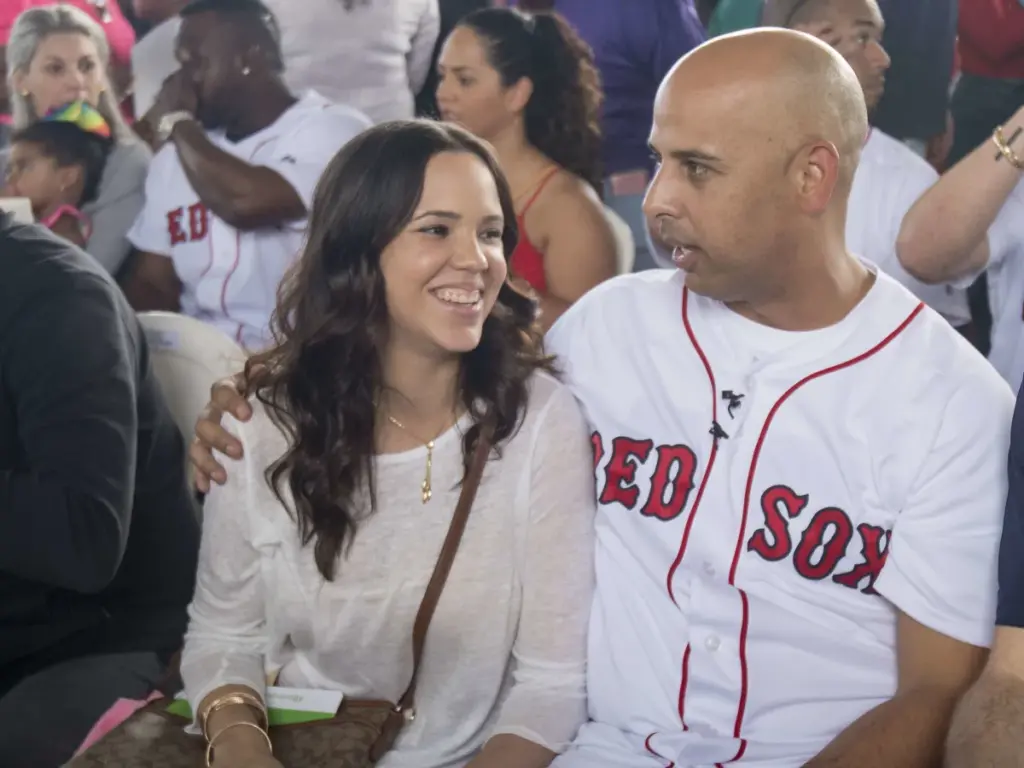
179, 119, 596, 768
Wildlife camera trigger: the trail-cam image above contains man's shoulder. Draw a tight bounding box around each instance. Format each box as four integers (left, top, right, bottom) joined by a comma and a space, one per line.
876, 274, 1014, 411
0, 223, 126, 331
547, 270, 681, 340
285, 92, 373, 138
563, 269, 681, 315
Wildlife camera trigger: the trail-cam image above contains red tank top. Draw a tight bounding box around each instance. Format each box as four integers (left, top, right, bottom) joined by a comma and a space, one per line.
510, 167, 560, 294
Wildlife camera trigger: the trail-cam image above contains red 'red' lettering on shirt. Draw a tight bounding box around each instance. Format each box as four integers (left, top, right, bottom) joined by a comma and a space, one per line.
188, 203, 209, 241
167, 207, 187, 245
640, 444, 698, 521
591, 431, 604, 471
166, 204, 210, 245
599, 436, 654, 509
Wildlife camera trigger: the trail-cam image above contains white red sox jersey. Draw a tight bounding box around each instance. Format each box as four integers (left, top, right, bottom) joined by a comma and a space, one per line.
545, 268, 1013, 768
983, 178, 1024, 394
128, 91, 371, 350
846, 128, 971, 327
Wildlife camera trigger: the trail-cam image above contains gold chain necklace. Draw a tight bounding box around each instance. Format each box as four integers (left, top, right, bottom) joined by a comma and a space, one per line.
384, 414, 437, 505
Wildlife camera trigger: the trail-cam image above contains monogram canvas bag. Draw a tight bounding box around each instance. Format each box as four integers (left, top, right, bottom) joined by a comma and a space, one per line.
67, 431, 492, 768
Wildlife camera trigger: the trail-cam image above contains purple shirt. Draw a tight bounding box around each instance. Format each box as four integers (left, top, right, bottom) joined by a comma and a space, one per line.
520, 0, 707, 176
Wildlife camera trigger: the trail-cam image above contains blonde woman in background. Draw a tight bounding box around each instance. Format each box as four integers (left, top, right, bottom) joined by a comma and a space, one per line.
7, 4, 149, 274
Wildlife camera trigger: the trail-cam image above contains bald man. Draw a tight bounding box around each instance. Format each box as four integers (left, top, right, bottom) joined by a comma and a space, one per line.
184, 29, 1012, 768
545, 29, 1011, 768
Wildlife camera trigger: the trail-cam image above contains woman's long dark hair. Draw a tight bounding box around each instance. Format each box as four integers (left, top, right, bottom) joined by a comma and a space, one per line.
244, 120, 552, 581
459, 6, 604, 192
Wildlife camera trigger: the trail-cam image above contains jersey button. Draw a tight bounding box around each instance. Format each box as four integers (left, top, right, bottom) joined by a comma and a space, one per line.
704, 634, 721, 652
703, 561, 716, 577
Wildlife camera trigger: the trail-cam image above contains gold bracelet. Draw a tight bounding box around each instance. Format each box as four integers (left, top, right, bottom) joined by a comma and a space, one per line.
993, 125, 1024, 170
200, 692, 268, 740
204, 720, 273, 767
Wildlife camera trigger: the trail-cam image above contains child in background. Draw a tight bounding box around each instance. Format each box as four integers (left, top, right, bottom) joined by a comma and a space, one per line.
4, 102, 112, 248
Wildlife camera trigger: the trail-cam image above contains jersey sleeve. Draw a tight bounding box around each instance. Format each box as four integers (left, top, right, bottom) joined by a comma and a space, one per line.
871, 153, 938, 272
127, 148, 174, 256
874, 374, 1015, 647
263, 108, 373, 215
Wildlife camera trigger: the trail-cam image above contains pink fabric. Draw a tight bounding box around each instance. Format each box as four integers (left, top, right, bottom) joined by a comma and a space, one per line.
73, 691, 165, 757
0, 1, 136, 67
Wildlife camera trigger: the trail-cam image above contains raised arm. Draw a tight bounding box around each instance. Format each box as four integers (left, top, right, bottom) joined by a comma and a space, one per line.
897, 104, 1024, 284
468, 383, 595, 768
0, 275, 138, 593
167, 119, 309, 231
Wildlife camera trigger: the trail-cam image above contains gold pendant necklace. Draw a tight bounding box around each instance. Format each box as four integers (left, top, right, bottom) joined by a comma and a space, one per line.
385, 414, 435, 504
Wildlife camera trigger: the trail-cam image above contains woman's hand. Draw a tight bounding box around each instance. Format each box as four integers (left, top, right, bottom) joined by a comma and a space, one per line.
208, 730, 283, 768
190, 374, 251, 493
212, 752, 284, 768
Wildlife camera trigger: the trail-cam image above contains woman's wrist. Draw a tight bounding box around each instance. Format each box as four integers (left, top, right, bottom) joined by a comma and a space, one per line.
209, 722, 273, 762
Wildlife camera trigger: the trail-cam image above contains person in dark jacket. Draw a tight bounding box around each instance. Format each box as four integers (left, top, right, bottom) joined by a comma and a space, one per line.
0, 213, 199, 767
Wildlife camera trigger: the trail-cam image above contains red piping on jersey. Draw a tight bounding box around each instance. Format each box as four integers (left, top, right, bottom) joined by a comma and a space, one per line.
219, 136, 278, 346
220, 229, 244, 344
198, 221, 215, 283
645, 286, 722, 762
644, 734, 675, 768
667, 287, 721, 605
718, 299, 926, 764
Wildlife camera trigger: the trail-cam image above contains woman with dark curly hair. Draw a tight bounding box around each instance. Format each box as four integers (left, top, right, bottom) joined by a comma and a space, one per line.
179, 119, 595, 768
436, 5, 618, 329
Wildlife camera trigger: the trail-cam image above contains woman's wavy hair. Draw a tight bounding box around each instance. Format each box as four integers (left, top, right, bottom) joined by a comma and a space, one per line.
459, 5, 604, 192
245, 119, 552, 581
7, 5, 131, 142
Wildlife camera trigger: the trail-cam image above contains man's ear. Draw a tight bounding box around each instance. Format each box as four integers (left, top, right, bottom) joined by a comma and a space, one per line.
787, 139, 841, 215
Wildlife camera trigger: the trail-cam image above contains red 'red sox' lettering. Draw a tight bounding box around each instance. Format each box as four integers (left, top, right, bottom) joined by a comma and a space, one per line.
166, 203, 209, 245
641, 444, 698, 521
747, 484, 890, 594
747, 485, 809, 561
599, 437, 653, 508
594, 434, 698, 522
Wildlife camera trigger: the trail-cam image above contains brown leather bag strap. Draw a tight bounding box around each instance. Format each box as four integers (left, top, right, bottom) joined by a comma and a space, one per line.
394, 427, 492, 714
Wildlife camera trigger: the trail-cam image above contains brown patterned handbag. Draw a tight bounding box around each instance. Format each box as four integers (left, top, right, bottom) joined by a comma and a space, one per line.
67, 431, 492, 768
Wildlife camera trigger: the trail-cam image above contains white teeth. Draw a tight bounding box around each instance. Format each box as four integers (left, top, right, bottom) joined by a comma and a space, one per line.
434, 288, 481, 305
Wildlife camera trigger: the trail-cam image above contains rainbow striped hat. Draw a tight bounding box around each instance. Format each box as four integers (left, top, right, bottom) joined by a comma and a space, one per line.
40, 101, 112, 139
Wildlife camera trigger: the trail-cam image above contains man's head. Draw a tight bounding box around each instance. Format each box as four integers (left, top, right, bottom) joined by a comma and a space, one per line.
763, 0, 889, 110
176, 0, 284, 130
132, 0, 191, 25
644, 28, 867, 304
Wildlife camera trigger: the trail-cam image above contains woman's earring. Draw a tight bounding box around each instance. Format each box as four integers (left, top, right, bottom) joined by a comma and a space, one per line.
241, 66, 252, 76
19, 90, 28, 97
